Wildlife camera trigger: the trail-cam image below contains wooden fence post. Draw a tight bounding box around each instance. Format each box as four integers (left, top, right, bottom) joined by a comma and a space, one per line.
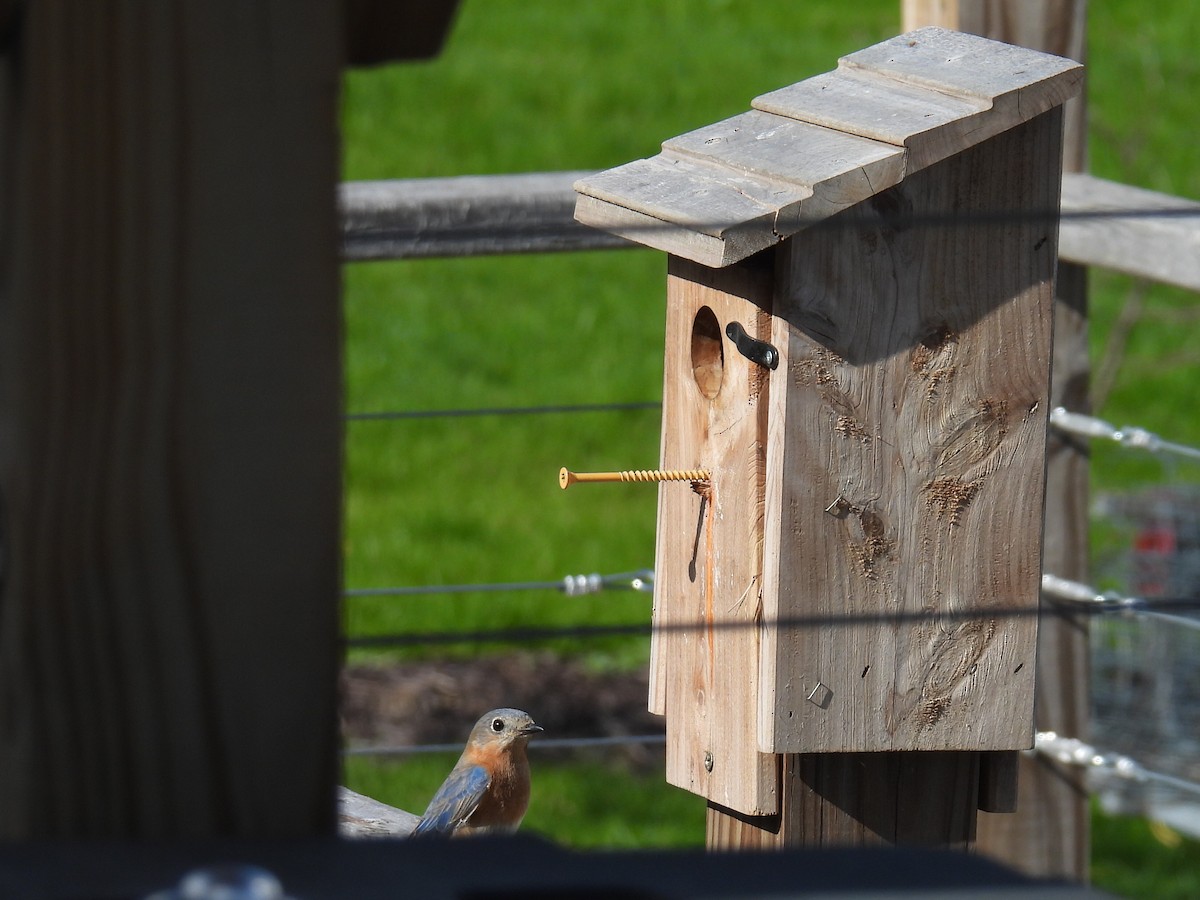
0, 1, 343, 838
576, 28, 1081, 851
903, 1, 1092, 880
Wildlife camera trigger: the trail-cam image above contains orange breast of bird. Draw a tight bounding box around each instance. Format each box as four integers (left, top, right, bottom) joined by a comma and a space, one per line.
463, 742, 531, 832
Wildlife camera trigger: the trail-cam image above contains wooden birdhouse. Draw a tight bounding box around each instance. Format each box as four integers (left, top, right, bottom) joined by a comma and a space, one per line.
574, 27, 1082, 816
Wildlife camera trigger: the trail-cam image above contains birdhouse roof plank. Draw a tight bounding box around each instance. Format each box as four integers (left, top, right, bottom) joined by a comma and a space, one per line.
575, 26, 1083, 267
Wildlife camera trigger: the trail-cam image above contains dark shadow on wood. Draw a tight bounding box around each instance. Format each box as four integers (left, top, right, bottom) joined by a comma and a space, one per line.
770, 113, 1061, 366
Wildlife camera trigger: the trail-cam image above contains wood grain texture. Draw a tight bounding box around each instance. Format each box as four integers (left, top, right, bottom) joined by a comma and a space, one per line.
759, 110, 1062, 754
752, 70, 987, 174
575, 27, 1081, 268
662, 110, 906, 228
575, 158, 802, 268
1059, 174, 1200, 292
949, 0, 1088, 172
0, 0, 342, 838
910, 0, 1091, 881
841, 25, 1081, 111
976, 265, 1092, 879
708, 751, 981, 849
757, 27, 1080, 173
650, 256, 777, 814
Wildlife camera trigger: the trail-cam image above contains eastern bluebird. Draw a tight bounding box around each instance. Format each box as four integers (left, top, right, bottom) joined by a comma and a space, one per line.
412, 708, 543, 837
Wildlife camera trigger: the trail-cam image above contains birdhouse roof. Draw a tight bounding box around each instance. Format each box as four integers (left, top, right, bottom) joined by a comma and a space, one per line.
574, 27, 1082, 268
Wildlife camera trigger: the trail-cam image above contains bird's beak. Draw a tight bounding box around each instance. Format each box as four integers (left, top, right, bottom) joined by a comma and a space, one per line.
519, 723, 544, 736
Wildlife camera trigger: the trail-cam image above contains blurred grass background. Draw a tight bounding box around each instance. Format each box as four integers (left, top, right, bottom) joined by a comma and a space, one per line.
339, 1, 1200, 894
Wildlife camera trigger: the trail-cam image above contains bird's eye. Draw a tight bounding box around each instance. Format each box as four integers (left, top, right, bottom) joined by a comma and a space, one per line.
491, 718, 505, 732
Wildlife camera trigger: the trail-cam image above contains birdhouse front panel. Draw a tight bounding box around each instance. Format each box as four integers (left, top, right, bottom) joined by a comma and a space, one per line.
759, 109, 1061, 753
651, 255, 777, 815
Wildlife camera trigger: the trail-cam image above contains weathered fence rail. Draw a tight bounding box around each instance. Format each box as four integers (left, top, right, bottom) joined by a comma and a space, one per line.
341, 171, 1200, 290
340, 172, 626, 260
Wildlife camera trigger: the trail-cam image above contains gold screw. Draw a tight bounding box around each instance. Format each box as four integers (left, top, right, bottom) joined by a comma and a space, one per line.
559, 467, 711, 490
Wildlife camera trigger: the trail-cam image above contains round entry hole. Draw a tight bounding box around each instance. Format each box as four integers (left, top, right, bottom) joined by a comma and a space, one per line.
691, 306, 724, 400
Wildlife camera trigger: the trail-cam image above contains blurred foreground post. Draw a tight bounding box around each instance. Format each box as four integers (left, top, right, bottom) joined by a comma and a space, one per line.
0, 0, 343, 838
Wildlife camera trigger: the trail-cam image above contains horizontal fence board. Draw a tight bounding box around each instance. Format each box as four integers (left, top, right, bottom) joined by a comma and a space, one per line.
341, 172, 1200, 292
340, 171, 633, 260
1059, 173, 1200, 292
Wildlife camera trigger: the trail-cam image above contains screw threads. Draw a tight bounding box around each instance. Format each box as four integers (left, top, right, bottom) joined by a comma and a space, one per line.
619, 469, 709, 483
559, 467, 711, 489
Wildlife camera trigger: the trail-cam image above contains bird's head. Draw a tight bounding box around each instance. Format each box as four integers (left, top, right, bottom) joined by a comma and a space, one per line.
469, 708, 543, 749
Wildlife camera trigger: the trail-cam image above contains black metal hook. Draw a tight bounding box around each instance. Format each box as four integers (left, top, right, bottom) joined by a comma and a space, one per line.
725, 321, 779, 370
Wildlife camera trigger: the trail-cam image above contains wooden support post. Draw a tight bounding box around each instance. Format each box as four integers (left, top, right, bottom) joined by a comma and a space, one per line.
576, 27, 1081, 853
0, 1, 343, 838
903, 0, 1092, 881
708, 752, 982, 849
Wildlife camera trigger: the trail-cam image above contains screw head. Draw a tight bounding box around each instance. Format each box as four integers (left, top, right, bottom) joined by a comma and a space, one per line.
704, 751, 714, 772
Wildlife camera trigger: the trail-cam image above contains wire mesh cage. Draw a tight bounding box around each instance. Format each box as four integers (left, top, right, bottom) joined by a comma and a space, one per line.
1091, 487, 1200, 833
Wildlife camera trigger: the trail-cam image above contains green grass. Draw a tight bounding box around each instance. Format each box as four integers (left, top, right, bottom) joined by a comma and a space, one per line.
1091, 805, 1200, 900
346, 752, 1200, 897
341, 1, 901, 671
343, 251, 667, 667
340, 0, 1200, 894
345, 752, 705, 849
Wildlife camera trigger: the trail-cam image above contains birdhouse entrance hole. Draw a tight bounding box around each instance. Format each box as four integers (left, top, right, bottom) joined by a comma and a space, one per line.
691, 306, 724, 399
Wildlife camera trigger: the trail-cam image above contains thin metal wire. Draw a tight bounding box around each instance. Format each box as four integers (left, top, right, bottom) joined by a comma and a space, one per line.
343, 593, 1200, 649
1034, 732, 1200, 801
1050, 407, 1200, 462
345, 570, 654, 599
346, 581, 563, 598
1041, 573, 1200, 632
344, 733, 667, 757
346, 401, 659, 421
344, 728, 1200, 804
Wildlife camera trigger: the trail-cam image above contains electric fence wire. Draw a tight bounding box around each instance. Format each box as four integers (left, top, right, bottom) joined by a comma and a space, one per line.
1041, 573, 1200, 632
343, 591, 1200, 650
1050, 407, 1200, 462
1034, 732, 1200, 802
341, 730, 1200, 802
346, 401, 660, 421
346, 567, 1200, 632
341, 404, 1200, 638
344, 733, 667, 757
345, 570, 653, 599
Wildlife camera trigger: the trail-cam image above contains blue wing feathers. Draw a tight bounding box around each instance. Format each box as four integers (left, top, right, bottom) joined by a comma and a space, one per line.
413, 764, 490, 836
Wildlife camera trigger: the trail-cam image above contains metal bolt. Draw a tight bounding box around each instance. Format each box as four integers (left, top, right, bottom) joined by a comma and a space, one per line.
704, 751, 714, 772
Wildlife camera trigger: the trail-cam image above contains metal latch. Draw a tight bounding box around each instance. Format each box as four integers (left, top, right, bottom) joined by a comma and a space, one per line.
725, 321, 779, 370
